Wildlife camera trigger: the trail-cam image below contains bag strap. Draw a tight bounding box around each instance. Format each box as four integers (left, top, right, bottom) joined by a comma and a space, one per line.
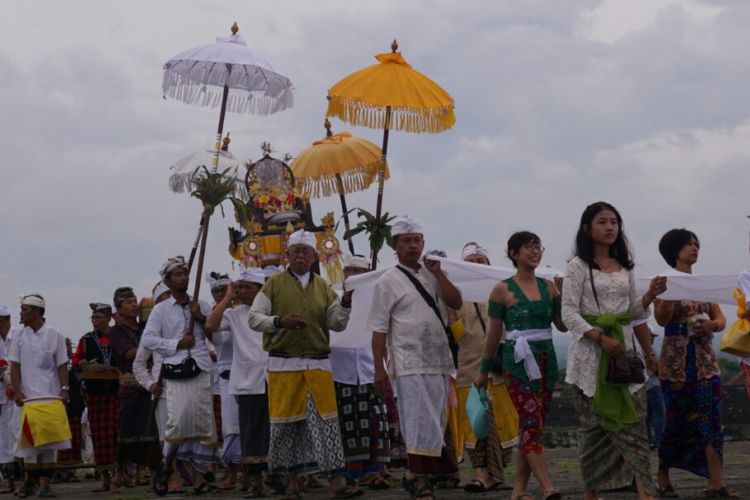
396, 265, 458, 367
473, 303, 487, 334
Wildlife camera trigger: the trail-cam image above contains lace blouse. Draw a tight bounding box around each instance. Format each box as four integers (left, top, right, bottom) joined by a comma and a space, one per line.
562, 256, 648, 397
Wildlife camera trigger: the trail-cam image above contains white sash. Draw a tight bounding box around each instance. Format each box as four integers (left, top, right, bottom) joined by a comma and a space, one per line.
505, 329, 552, 381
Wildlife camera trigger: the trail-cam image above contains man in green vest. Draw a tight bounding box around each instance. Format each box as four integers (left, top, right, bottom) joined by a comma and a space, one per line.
249, 229, 361, 499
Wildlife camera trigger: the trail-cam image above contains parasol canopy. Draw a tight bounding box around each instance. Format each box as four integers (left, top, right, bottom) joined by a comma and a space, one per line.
326, 42, 455, 133
326, 40, 455, 268
169, 136, 246, 198
290, 125, 390, 199
163, 24, 293, 116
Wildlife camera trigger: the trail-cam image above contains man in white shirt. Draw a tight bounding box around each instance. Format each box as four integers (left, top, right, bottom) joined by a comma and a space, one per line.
0, 306, 19, 494
9, 295, 71, 498
368, 216, 462, 499
141, 256, 217, 495
205, 266, 269, 496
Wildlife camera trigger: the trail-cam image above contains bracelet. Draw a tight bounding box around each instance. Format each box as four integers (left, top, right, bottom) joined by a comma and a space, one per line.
595, 330, 602, 345
479, 357, 493, 374
273, 316, 281, 329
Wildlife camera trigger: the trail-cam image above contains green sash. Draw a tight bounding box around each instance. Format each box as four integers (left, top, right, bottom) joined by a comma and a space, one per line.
583, 312, 638, 432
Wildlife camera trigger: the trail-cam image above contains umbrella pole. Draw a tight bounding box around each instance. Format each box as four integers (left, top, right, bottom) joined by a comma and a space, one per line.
336, 174, 356, 254
211, 83, 231, 174
187, 209, 212, 334
371, 105, 392, 270
186, 215, 205, 273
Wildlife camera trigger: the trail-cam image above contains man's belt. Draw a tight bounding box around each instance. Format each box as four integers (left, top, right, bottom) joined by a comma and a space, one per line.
268, 351, 329, 360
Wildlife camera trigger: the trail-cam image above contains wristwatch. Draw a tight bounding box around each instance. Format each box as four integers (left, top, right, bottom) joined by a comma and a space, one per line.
60, 385, 70, 391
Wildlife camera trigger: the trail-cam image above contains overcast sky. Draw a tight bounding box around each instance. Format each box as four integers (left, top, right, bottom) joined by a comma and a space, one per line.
2, 0, 749, 341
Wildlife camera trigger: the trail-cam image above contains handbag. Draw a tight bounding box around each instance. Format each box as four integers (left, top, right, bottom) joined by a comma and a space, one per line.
465, 384, 490, 439
396, 266, 459, 368
589, 266, 645, 384
720, 288, 750, 356
162, 353, 201, 380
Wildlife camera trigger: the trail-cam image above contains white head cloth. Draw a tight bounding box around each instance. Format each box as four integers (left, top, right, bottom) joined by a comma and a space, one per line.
160, 256, 187, 278
262, 265, 284, 278
234, 267, 266, 285
207, 272, 231, 290
462, 241, 490, 261
287, 229, 317, 251
342, 254, 370, 270
391, 215, 423, 236
0, 305, 9, 317
20, 295, 45, 309
152, 282, 170, 301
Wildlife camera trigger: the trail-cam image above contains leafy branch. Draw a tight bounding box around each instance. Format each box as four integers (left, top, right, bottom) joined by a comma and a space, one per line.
343, 208, 397, 263
190, 166, 238, 213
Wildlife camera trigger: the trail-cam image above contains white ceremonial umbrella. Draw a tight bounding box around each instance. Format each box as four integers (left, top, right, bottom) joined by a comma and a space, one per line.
160, 22, 294, 323
169, 137, 248, 199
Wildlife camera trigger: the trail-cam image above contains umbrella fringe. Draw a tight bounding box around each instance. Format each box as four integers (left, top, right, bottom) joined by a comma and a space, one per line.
170, 172, 248, 200
326, 97, 455, 133
297, 161, 384, 199
162, 71, 294, 115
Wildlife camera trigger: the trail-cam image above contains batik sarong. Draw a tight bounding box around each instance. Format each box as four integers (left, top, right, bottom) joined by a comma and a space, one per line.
574, 387, 655, 495
505, 350, 551, 454
56, 416, 82, 465
659, 341, 722, 478
85, 393, 119, 469
238, 394, 269, 473
457, 379, 518, 479
334, 382, 390, 479
117, 391, 161, 467
267, 369, 345, 476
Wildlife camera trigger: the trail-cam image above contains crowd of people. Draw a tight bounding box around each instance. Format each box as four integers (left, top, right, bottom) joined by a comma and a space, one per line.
0, 200, 747, 500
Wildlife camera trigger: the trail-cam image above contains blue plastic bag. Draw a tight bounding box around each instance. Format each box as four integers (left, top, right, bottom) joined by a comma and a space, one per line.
466, 384, 490, 439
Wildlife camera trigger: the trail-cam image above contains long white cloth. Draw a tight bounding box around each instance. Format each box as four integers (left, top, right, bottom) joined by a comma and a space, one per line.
392, 374, 448, 457
164, 371, 216, 445
219, 377, 239, 437
331, 257, 738, 350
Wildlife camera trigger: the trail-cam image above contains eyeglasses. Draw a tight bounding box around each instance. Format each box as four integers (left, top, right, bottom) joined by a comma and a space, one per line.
523, 244, 545, 253
289, 247, 315, 257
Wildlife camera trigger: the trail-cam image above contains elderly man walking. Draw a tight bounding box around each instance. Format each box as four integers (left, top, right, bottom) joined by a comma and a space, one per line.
368, 216, 463, 500
249, 229, 360, 500
141, 256, 217, 495
9, 295, 71, 498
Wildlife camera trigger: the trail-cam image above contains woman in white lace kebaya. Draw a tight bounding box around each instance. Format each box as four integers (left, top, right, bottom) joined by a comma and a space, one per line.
562, 202, 666, 500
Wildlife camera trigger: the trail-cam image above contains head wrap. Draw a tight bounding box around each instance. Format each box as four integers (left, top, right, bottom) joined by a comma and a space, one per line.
234, 267, 266, 285
287, 229, 317, 251
461, 241, 490, 262
391, 215, 424, 237
113, 286, 136, 308
90, 303, 113, 315
20, 295, 45, 309
0, 305, 9, 317
262, 265, 284, 278
160, 256, 187, 278
152, 282, 170, 301
207, 271, 231, 290
342, 254, 370, 270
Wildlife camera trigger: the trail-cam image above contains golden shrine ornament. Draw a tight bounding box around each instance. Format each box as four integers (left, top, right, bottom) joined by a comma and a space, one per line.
241, 236, 263, 267
319, 229, 344, 285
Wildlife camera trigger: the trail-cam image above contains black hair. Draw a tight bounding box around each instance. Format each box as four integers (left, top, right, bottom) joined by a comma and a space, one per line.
573, 201, 634, 270
658, 228, 700, 268
506, 231, 541, 268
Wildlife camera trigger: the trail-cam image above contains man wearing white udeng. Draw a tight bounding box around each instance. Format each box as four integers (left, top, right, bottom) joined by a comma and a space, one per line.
368, 216, 463, 500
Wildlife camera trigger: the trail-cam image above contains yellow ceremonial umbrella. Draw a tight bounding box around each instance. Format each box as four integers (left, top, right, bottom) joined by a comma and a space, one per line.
291, 119, 390, 254
326, 40, 455, 268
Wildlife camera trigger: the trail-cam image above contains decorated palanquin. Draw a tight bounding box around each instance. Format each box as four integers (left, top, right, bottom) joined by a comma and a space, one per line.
228, 144, 345, 284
